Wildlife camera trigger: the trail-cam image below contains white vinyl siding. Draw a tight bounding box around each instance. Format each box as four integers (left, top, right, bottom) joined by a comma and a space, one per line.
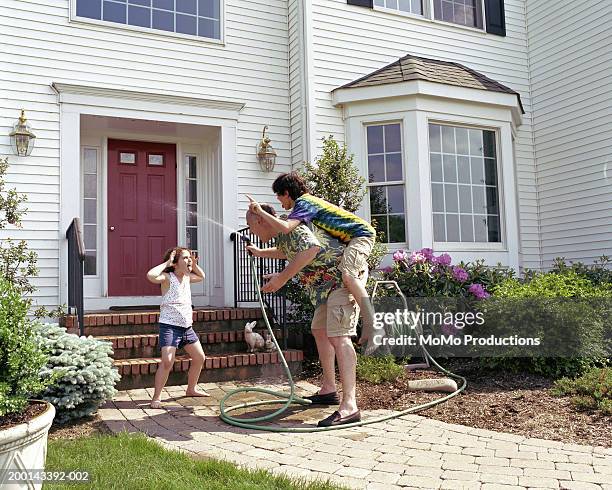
526, 0, 612, 268
288, 0, 304, 167
0, 0, 291, 308
309, 0, 539, 269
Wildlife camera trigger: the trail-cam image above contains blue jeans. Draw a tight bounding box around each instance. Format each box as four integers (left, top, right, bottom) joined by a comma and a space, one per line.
158, 323, 199, 349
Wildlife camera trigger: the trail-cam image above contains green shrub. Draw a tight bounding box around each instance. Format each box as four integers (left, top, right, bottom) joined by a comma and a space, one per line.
491, 270, 612, 299
0, 278, 50, 417
356, 354, 405, 384
299, 136, 366, 214
33, 323, 120, 423
477, 271, 611, 378
382, 250, 514, 299
552, 367, 612, 415
285, 136, 388, 332
550, 255, 612, 287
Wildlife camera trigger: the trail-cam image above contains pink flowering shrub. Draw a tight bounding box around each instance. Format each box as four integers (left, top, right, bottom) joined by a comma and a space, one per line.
380, 248, 513, 299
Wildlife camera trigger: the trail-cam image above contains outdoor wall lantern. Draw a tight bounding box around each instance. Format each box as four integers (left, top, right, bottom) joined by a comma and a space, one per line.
9, 109, 36, 157
256, 125, 277, 172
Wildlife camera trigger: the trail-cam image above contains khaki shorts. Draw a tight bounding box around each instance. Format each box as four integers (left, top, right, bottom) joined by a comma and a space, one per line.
339, 235, 375, 280
311, 288, 360, 338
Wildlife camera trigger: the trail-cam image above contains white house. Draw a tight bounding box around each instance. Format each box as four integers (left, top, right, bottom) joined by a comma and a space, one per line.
0, 0, 610, 312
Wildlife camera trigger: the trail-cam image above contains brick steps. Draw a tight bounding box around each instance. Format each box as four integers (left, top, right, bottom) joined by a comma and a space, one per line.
61, 307, 302, 390
62, 307, 265, 336
113, 350, 304, 390
98, 329, 284, 359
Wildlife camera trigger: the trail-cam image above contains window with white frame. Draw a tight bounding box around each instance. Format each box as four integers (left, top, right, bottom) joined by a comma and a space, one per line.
82, 148, 99, 275
185, 155, 198, 253
75, 0, 221, 40
373, 0, 483, 29
367, 123, 406, 243
433, 0, 482, 28
429, 123, 500, 243
373, 0, 423, 15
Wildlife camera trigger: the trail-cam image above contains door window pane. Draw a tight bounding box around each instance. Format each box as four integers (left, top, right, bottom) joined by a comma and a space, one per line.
185, 156, 199, 256
82, 148, 99, 275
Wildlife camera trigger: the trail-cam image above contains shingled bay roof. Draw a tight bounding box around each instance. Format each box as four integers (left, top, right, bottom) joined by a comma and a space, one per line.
335, 53, 524, 113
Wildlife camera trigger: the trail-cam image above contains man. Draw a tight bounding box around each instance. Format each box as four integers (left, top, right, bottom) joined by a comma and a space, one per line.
246, 204, 363, 427
247, 172, 375, 345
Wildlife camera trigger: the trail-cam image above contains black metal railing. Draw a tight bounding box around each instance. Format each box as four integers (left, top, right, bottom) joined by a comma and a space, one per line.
66, 218, 85, 336
231, 227, 288, 348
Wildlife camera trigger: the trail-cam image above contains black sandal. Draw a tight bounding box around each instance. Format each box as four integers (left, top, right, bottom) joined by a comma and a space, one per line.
303, 391, 340, 405
317, 410, 361, 427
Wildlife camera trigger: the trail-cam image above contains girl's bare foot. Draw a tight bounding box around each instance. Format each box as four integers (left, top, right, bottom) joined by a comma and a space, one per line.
185, 388, 210, 397
150, 400, 163, 409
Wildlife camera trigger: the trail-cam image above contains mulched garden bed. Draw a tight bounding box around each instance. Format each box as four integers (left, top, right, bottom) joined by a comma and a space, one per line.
48, 415, 111, 440
0, 401, 47, 431
302, 358, 612, 448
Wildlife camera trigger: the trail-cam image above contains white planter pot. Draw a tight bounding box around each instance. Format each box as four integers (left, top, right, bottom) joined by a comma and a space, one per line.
0, 401, 56, 490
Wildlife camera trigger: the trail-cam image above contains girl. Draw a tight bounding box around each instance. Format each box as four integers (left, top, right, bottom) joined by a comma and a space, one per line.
146, 247, 208, 408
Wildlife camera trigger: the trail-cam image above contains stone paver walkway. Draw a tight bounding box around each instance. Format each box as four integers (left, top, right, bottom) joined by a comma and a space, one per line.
99, 381, 612, 490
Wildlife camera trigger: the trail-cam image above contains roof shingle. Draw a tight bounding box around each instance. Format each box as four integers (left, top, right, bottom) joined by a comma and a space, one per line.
334, 54, 524, 113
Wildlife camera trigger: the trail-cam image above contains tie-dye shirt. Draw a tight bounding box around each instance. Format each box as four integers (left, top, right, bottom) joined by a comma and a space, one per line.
287, 194, 375, 244
276, 223, 345, 307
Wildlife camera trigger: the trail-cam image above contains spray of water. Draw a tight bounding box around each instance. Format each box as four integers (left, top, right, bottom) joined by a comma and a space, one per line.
162, 201, 244, 238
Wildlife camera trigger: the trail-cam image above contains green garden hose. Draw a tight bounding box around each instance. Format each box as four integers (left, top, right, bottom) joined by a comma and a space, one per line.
219, 256, 467, 432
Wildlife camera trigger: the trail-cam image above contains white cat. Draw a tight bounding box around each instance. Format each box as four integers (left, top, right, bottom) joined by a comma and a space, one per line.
244, 321, 264, 353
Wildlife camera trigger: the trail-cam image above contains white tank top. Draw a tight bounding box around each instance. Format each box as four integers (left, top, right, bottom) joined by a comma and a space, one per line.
159, 272, 193, 328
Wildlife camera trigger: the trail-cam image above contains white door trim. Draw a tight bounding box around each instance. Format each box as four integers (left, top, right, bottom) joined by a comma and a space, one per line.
55, 83, 242, 309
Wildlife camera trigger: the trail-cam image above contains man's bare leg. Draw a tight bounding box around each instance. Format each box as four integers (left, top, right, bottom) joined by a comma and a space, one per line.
312, 328, 337, 394
329, 336, 358, 417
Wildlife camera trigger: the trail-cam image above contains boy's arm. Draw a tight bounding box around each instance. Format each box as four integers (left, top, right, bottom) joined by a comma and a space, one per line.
258, 211, 301, 235
246, 195, 301, 234
246, 245, 287, 260
261, 245, 320, 293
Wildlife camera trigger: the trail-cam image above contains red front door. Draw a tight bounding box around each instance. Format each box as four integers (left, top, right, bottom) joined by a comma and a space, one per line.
107, 139, 177, 296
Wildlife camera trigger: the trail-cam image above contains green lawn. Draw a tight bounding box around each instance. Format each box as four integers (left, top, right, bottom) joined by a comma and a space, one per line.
45, 432, 343, 490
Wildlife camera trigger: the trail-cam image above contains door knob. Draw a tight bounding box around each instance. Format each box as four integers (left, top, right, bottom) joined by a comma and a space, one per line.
109, 226, 115, 231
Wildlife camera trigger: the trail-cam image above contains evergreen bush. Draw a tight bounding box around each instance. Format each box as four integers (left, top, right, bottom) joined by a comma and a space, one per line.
33, 323, 120, 423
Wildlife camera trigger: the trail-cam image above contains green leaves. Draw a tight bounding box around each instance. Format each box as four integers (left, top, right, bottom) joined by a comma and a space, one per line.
0, 278, 50, 417
552, 367, 612, 415
299, 136, 367, 213
355, 354, 406, 384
